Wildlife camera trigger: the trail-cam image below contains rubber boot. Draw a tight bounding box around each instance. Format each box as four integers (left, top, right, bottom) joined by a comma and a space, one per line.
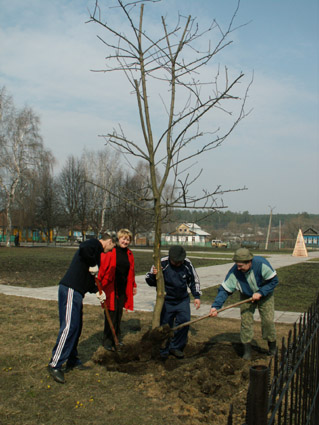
268, 340, 277, 356
242, 343, 252, 360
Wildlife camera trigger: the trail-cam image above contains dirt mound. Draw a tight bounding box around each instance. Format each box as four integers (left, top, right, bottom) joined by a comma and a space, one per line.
90, 311, 276, 424
92, 335, 270, 424
92, 324, 172, 363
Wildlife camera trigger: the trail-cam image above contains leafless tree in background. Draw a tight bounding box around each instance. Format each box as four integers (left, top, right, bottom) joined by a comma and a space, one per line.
116, 161, 155, 242
57, 155, 85, 243
88, 0, 252, 327
0, 87, 53, 246
82, 149, 120, 236
35, 166, 59, 244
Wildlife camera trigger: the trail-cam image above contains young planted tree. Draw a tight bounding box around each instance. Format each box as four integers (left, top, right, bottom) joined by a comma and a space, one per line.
88, 0, 251, 327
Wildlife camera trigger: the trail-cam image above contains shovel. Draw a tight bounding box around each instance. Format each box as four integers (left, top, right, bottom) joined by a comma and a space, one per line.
95, 276, 119, 349
144, 297, 254, 344
171, 297, 254, 332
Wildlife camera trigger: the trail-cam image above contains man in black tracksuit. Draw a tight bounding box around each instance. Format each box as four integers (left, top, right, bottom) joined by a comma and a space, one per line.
48, 233, 116, 384
145, 245, 201, 359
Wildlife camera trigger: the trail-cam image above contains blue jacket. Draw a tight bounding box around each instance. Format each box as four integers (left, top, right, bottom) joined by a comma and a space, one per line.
145, 256, 201, 302
212, 256, 278, 309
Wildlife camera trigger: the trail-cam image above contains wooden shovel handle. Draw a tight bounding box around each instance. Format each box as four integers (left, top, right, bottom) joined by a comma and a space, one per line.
171, 297, 253, 331
95, 277, 119, 347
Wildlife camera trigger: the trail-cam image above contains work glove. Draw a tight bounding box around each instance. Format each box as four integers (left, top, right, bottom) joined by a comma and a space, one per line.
96, 291, 106, 303
89, 265, 99, 275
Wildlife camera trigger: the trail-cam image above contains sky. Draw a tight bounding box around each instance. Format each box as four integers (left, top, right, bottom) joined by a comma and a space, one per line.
1, 0, 318, 215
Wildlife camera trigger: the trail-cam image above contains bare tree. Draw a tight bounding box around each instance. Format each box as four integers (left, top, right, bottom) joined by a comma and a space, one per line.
88, 0, 251, 327
57, 155, 85, 242
82, 149, 120, 236
118, 163, 154, 242
0, 87, 52, 246
35, 166, 59, 243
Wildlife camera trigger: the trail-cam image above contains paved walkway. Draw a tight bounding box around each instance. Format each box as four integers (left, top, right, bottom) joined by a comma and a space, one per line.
1, 251, 318, 324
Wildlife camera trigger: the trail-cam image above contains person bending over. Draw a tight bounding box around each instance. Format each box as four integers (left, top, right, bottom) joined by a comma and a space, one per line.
48, 233, 116, 383
209, 248, 278, 360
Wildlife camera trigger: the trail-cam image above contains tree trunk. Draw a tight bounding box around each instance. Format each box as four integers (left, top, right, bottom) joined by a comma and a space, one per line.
6, 207, 12, 247
151, 198, 165, 329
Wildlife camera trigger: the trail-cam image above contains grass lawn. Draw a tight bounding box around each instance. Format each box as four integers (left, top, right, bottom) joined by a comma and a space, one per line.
0, 246, 318, 424
200, 262, 319, 312
1, 246, 318, 311
0, 294, 297, 425
0, 246, 230, 287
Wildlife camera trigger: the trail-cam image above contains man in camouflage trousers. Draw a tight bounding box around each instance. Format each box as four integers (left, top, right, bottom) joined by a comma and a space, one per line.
209, 248, 278, 360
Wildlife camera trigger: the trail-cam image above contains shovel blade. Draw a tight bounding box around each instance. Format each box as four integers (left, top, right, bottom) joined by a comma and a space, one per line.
141, 323, 172, 343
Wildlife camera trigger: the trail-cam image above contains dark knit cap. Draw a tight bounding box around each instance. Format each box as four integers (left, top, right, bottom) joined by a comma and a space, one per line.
169, 245, 186, 262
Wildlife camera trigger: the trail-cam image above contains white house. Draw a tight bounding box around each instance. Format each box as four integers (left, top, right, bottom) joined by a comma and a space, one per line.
162, 223, 211, 247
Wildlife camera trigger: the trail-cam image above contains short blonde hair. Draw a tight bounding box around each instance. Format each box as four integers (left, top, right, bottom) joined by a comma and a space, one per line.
117, 228, 132, 242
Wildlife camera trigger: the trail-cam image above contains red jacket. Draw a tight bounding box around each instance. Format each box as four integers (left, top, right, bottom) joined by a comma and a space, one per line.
98, 247, 136, 311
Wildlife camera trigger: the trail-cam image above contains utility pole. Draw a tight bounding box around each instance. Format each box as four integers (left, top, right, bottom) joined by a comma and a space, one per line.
265, 206, 275, 250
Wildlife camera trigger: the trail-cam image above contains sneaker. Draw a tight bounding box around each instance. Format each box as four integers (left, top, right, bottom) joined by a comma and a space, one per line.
169, 349, 184, 359
104, 342, 116, 351
103, 338, 115, 350
47, 365, 65, 384
64, 362, 91, 373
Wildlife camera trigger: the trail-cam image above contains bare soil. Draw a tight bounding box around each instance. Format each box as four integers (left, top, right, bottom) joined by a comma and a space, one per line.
91, 315, 280, 425
0, 294, 294, 425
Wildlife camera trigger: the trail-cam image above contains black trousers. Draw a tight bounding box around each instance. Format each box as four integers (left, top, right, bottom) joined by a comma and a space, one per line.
104, 293, 126, 343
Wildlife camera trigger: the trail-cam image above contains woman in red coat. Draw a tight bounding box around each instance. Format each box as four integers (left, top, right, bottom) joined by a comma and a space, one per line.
98, 228, 137, 350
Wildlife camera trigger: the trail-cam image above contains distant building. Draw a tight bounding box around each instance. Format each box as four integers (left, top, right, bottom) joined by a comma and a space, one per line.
162, 223, 211, 247
134, 231, 155, 246
303, 228, 319, 247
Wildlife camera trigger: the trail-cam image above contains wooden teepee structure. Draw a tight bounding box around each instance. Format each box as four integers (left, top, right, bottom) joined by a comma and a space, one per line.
292, 229, 308, 257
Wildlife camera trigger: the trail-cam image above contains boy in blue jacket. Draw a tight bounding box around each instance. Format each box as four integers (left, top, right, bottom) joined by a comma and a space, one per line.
146, 245, 201, 359
210, 248, 278, 360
